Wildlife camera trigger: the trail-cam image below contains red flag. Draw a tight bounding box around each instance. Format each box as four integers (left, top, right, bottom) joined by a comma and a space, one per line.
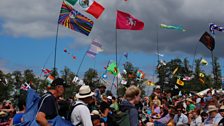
116, 10, 144, 30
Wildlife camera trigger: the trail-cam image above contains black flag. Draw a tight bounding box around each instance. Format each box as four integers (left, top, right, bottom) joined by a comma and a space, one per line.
199, 32, 215, 51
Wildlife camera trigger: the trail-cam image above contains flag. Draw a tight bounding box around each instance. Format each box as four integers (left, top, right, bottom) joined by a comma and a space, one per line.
116, 10, 144, 30
199, 32, 215, 51
20, 83, 31, 91
176, 79, 184, 86
47, 75, 54, 83
199, 73, 205, 78
172, 67, 178, 75
107, 62, 119, 76
65, 0, 78, 6
199, 78, 205, 84
121, 79, 127, 85
183, 76, 192, 81
209, 23, 224, 34
200, 58, 208, 66
58, 1, 94, 36
147, 81, 155, 86
137, 70, 145, 80
160, 24, 186, 32
124, 52, 128, 58
42, 68, 51, 75
79, 0, 104, 19
72, 76, 79, 83
86, 39, 103, 58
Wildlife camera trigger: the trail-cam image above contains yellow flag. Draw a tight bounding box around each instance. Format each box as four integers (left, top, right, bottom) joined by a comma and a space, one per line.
200, 59, 208, 66
147, 81, 155, 86
176, 79, 184, 86
199, 73, 205, 78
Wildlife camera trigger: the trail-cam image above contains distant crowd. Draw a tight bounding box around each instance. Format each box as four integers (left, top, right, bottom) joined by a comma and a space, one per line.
1, 78, 224, 126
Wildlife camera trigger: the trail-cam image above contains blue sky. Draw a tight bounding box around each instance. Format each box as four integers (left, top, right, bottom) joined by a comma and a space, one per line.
0, 0, 224, 82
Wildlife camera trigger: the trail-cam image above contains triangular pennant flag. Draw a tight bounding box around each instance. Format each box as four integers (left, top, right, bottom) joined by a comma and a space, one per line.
199, 73, 205, 78
121, 79, 127, 85
200, 58, 208, 66
58, 1, 94, 36
199, 32, 215, 51
176, 79, 184, 86
116, 10, 144, 30
79, 0, 105, 19
175, 85, 179, 89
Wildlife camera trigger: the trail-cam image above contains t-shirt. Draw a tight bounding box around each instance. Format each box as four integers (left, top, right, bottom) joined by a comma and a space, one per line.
186, 104, 196, 112
219, 117, 224, 126
13, 113, 24, 125
38, 92, 58, 120
100, 101, 110, 114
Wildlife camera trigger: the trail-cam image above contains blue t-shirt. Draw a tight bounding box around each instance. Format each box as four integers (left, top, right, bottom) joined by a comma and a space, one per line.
13, 113, 24, 125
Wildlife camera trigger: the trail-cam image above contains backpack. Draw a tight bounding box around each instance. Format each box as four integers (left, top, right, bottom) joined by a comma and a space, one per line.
20, 88, 74, 126
108, 109, 131, 126
65, 101, 84, 124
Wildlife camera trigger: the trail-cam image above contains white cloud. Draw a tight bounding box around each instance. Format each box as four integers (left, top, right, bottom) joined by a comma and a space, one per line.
0, 0, 224, 57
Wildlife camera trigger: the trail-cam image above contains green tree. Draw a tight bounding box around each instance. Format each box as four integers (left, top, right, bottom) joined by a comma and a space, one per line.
83, 68, 99, 90
213, 57, 222, 89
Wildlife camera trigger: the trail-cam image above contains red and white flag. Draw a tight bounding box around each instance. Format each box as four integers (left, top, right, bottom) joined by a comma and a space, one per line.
42, 68, 51, 75
79, 0, 105, 19
116, 10, 144, 30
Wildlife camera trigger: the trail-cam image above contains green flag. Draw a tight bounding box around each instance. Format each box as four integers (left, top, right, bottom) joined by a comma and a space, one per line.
107, 62, 119, 76
64, 0, 78, 6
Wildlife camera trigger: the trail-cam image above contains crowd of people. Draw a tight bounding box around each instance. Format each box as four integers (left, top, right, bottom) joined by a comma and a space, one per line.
1, 78, 224, 126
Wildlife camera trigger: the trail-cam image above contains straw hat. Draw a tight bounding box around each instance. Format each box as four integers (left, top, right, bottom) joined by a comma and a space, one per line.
91, 110, 100, 115
208, 105, 218, 113
186, 98, 194, 103
220, 105, 224, 110
76, 85, 94, 99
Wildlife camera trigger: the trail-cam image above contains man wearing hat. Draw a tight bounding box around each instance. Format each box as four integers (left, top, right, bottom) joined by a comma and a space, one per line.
185, 98, 196, 113
71, 85, 94, 126
218, 105, 224, 125
36, 78, 66, 126
203, 105, 222, 126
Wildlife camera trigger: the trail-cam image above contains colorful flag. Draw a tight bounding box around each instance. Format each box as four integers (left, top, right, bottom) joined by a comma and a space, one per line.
176, 79, 184, 86
107, 62, 119, 76
209, 23, 224, 34
147, 81, 155, 86
116, 10, 144, 30
65, 0, 78, 6
79, 0, 105, 19
20, 82, 31, 91
199, 32, 215, 51
200, 58, 208, 66
86, 39, 103, 58
58, 1, 94, 36
160, 24, 186, 32
42, 68, 51, 75
137, 70, 145, 80
47, 75, 54, 83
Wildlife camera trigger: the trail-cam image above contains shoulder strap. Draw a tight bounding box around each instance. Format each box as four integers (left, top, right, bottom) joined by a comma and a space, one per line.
36, 94, 51, 115
69, 102, 85, 125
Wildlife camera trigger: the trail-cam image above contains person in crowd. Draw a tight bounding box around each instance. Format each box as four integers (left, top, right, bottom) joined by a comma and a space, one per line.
10, 99, 26, 125
110, 96, 119, 111
71, 85, 94, 126
218, 105, 224, 125
120, 85, 141, 126
186, 98, 196, 113
95, 85, 106, 103
173, 105, 188, 125
36, 78, 66, 126
202, 105, 222, 126
188, 109, 202, 126
200, 111, 208, 123
99, 95, 112, 125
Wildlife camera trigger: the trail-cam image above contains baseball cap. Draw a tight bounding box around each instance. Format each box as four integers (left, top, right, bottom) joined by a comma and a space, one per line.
52, 78, 67, 87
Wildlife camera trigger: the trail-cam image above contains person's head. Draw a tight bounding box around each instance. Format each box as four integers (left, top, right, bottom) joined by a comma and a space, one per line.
201, 111, 208, 121
112, 96, 116, 103
76, 85, 95, 104
186, 98, 193, 105
208, 105, 218, 118
192, 109, 200, 118
219, 105, 224, 117
107, 96, 112, 104
51, 78, 66, 97
176, 105, 183, 116
125, 85, 141, 104
99, 85, 106, 94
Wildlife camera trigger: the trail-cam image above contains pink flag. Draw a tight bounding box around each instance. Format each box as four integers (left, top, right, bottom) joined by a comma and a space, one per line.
116, 10, 144, 30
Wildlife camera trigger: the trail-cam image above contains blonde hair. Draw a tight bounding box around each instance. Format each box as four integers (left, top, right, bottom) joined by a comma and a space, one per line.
125, 85, 141, 101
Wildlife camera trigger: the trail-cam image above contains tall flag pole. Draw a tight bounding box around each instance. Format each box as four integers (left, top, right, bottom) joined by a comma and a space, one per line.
53, 23, 60, 77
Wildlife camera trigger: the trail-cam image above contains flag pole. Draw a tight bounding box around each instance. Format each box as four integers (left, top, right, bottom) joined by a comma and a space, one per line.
192, 42, 199, 72
211, 51, 215, 85
115, 29, 119, 96
53, 23, 60, 77
76, 49, 88, 76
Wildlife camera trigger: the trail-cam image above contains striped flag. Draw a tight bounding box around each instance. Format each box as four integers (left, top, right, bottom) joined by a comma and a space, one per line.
86, 39, 103, 58
20, 82, 31, 91
47, 75, 54, 83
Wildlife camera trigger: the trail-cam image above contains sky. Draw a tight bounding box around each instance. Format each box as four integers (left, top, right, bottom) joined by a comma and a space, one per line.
0, 0, 224, 85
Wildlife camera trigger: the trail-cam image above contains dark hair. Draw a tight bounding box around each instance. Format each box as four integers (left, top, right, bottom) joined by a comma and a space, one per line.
18, 99, 26, 111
